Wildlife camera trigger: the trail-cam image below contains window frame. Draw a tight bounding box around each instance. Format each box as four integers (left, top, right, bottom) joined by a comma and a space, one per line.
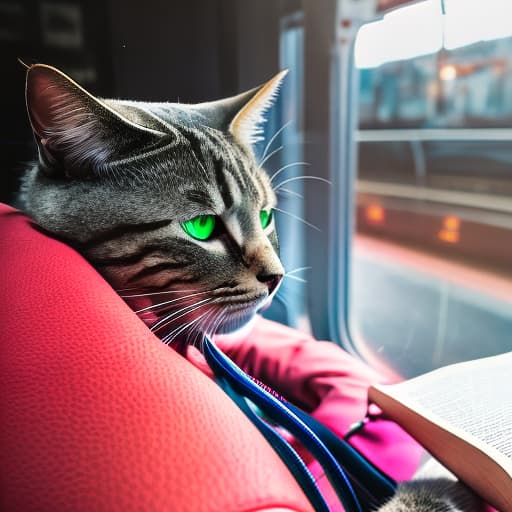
328, 30, 363, 356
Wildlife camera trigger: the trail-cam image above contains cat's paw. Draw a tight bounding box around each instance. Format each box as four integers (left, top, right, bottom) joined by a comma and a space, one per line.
375, 478, 482, 512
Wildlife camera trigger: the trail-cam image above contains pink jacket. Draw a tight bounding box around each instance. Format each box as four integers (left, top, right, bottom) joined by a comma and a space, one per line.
187, 316, 424, 510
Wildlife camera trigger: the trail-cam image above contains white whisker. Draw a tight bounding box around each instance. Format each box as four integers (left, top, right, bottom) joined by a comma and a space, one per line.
160, 308, 212, 345
273, 206, 320, 232
284, 274, 307, 284
135, 290, 210, 314
270, 161, 310, 183
260, 121, 291, 163
119, 288, 199, 298
276, 187, 304, 199
208, 310, 227, 341
286, 266, 312, 275
197, 308, 217, 342
202, 308, 221, 340
163, 308, 213, 345
151, 297, 213, 332
258, 145, 283, 169
273, 175, 331, 191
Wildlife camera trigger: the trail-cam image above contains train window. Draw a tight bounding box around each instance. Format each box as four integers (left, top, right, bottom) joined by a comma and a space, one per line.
348, 0, 512, 378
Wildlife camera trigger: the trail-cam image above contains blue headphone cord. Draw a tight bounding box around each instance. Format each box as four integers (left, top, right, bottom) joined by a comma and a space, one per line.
202, 335, 396, 511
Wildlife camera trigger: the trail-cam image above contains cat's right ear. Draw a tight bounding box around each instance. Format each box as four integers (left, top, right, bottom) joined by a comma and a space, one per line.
25, 64, 166, 177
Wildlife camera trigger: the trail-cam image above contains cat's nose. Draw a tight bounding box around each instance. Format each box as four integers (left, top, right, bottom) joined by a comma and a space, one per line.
257, 273, 283, 295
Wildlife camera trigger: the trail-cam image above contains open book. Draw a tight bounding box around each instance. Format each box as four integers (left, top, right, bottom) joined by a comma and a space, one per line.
368, 352, 512, 512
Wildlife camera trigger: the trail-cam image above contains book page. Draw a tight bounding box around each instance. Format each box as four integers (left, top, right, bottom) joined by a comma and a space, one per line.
379, 352, 512, 470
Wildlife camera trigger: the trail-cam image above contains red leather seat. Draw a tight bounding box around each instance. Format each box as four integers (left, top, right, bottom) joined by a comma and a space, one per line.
0, 203, 312, 512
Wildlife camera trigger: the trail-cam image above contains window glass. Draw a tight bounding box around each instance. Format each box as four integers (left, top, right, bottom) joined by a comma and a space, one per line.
350, 0, 512, 378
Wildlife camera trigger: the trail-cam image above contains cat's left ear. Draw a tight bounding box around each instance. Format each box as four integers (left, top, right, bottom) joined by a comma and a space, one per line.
199, 70, 287, 147
25, 63, 167, 177
228, 70, 287, 146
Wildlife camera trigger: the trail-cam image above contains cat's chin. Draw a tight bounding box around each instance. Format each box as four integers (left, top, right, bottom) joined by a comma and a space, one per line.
213, 309, 258, 335
210, 293, 272, 336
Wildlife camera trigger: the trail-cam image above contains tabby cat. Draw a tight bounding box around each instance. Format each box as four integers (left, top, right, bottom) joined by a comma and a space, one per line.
20, 64, 479, 512
22, 63, 285, 353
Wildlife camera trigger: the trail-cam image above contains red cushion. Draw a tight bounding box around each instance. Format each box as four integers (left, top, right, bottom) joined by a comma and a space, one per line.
0, 204, 312, 512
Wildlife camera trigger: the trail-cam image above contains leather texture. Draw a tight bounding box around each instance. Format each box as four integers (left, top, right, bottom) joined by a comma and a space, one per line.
0, 204, 312, 512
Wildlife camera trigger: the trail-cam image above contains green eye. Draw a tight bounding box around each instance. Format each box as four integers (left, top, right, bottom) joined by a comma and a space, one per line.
260, 209, 273, 229
181, 215, 216, 240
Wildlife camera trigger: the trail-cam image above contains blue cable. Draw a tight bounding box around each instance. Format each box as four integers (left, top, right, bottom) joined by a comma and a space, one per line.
283, 400, 396, 501
203, 335, 364, 512
217, 376, 331, 512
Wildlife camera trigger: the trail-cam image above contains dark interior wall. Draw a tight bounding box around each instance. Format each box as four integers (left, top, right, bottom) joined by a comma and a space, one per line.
0, 0, 292, 204
0, 0, 243, 205
107, 0, 237, 102
108, 0, 285, 102
0, 0, 114, 205
233, 0, 281, 90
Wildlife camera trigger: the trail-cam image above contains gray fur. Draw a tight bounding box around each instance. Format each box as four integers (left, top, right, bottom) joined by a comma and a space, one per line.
376, 457, 482, 511
377, 479, 481, 512
22, 64, 284, 349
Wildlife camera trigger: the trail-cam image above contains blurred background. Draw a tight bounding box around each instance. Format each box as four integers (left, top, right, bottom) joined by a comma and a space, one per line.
1, 0, 511, 378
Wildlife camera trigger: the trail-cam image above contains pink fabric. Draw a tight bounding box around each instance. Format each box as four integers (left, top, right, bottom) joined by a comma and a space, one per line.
210, 318, 424, 482
0, 204, 313, 512
207, 320, 498, 511
200, 318, 426, 511
189, 317, 425, 510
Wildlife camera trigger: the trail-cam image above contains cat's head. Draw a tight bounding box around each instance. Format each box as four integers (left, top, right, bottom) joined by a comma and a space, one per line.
23, 63, 287, 347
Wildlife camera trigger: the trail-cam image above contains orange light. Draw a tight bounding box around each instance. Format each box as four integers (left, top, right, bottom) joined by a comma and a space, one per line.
438, 229, 459, 244
438, 215, 461, 244
443, 215, 460, 231
366, 205, 384, 224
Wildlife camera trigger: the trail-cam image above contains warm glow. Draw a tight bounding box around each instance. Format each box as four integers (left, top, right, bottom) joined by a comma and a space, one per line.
366, 205, 385, 224
438, 229, 460, 243
443, 215, 460, 231
439, 64, 457, 81
438, 215, 461, 244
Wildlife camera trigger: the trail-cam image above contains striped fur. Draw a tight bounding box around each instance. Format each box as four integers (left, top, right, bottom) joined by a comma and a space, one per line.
377, 478, 481, 512
22, 64, 285, 350
377, 458, 481, 512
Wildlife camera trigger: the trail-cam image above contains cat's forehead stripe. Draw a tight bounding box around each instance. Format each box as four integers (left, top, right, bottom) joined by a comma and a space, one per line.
213, 157, 235, 210
184, 189, 216, 209
202, 127, 247, 192
254, 169, 269, 206
176, 125, 211, 172
182, 126, 238, 210
177, 124, 266, 213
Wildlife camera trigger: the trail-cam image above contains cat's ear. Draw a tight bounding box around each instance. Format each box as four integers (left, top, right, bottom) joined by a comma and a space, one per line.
25, 64, 166, 177
228, 70, 287, 146
196, 70, 287, 147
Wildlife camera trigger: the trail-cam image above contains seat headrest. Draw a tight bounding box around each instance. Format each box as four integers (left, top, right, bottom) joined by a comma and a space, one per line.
0, 204, 311, 511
